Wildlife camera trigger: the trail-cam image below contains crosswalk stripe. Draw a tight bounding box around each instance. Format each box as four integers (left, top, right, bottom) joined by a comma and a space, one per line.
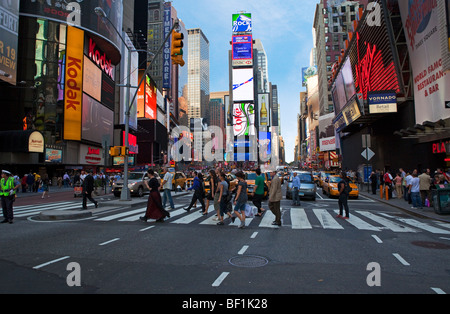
312, 209, 344, 229
95, 208, 145, 221
171, 206, 214, 224
15, 201, 75, 211
258, 210, 278, 228
380, 213, 450, 234
291, 208, 312, 229
356, 211, 417, 233
333, 210, 380, 231
14, 202, 94, 217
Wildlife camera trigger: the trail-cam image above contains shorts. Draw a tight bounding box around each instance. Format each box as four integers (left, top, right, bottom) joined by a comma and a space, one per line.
234, 201, 246, 213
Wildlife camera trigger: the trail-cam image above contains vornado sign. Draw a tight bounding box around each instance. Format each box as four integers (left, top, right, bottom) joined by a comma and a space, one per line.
368, 91, 397, 114
64, 26, 84, 141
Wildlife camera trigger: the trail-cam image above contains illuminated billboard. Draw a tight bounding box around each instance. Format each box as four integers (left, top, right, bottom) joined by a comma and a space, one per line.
232, 68, 254, 101
233, 102, 255, 137
232, 35, 253, 67
232, 13, 252, 33
64, 26, 84, 141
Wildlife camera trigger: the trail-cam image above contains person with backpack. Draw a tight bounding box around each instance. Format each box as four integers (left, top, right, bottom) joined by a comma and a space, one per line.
337, 171, 350, 219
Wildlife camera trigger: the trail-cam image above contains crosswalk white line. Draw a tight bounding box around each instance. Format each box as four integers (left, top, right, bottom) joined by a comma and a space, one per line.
380, 213, 450, 234
291, 208, 312, 229
95, 208, 146, 221
15, 201, 75, 211
356, 211, 417, 233
171, 206, 214, 224
15, 202, 94, 217
312, 209, 344, 229
333, 210, 381, 231
259, 210, 278, 228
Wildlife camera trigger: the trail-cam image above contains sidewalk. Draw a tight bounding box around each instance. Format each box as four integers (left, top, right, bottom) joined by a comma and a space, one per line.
359, 189, 450, 223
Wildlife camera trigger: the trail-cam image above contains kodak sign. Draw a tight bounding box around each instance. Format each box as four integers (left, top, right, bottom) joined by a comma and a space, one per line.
64, 26, 84, 141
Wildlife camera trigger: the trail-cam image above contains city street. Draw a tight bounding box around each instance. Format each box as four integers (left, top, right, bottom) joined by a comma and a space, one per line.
1, 185, 449, 297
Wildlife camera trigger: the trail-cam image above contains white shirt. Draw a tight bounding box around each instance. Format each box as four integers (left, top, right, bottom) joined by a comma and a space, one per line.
163, 172, 173, 190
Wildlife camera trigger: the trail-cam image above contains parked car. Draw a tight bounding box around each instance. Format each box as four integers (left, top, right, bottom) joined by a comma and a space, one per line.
112, 172, 149, 197
322, 175, 359, 198
286, 171, 317, 201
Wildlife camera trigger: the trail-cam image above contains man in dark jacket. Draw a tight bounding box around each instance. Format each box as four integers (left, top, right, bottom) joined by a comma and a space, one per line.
82, 169, 98, 209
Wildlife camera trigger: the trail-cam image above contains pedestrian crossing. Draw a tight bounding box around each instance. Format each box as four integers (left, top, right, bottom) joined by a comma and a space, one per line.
13, 200, 450, 235
13, 201, 95, 218
91, 205, 450, 235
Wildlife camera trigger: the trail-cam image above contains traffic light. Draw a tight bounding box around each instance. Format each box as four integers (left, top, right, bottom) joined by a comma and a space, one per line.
171, 31, 185, 67
109, 146, 121, 157
120, 146, 129, 156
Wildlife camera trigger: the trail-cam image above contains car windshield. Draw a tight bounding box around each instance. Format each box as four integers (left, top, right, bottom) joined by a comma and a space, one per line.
246, 173, 257, 180
129, 173, 144, 180
293, 173, 313, 183
329, 177, 342, 183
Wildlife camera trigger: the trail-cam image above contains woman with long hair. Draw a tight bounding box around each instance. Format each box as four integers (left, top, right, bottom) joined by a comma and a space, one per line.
140, 169, 170, 222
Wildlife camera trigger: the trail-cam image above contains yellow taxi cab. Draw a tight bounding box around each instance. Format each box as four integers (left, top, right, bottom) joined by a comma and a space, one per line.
322, 175, 359, 198
312, 171, 320, 185
172, 172, 187, 190
318, 171, 334, 188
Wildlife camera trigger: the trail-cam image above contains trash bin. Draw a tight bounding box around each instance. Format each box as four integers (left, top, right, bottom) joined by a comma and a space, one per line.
432, 187, 450, 214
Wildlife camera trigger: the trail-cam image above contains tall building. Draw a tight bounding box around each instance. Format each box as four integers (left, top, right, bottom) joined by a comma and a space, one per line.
253, 39, 269, 93
187, 28, 210, 121
314, 0, 368, 116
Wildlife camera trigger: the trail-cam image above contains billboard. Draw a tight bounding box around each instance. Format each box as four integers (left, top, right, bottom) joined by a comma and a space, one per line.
163, 2, 172, 89
19, 0, 124, 49
232, 68, 254, 101
82, 93, 114, 144
399, 0, 450, 124
232, 35, 253, 67
233, 102, 255, 137
64, 26, 84, 141
232, 13, 252, 33
0, 0, 19, 85
302, 66, 317, 87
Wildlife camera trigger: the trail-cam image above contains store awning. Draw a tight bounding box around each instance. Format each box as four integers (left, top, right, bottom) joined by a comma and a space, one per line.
0, 130, 44, 153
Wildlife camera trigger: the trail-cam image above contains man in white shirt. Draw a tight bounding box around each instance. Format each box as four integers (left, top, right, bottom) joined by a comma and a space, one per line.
161, 167, 174, 210
409, 170, 421, 209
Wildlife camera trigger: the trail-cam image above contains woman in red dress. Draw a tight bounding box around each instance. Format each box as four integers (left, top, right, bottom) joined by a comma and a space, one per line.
140, 169, 170, 222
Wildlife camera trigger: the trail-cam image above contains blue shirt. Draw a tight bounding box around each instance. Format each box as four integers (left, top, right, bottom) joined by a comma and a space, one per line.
292, 176, 301, 189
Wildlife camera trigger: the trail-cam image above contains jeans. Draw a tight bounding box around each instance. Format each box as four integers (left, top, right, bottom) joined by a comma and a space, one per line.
292, 187, 300, 205
162, 188, 174, 209
411, 192, 421, 208
338, 194, 349, 217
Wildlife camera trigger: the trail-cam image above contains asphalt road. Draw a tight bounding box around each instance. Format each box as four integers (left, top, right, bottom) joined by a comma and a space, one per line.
1, 185, 450, 300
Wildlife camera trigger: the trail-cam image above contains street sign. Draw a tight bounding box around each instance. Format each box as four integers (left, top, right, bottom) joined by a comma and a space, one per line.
362, 134, 371, 148
361, 148, 375, 161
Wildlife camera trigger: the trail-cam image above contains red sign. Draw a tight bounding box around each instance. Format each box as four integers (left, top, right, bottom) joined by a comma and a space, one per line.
88, 38, 114, 80
432, 141, 450, 154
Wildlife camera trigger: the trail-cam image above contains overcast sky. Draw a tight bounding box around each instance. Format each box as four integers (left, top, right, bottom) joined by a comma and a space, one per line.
170, 0, 318, 162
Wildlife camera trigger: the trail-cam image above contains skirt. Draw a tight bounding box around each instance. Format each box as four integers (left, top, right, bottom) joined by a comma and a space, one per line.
145, 190, 169, 219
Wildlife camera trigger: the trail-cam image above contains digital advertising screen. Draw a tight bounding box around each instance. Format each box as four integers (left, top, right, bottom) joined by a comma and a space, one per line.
232, 68, 254, 102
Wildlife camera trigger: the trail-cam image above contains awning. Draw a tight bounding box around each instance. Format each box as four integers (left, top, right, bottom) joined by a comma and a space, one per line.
0, 130, 44, 153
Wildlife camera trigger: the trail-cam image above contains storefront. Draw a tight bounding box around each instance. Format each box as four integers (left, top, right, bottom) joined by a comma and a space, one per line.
0, 1, 124, 178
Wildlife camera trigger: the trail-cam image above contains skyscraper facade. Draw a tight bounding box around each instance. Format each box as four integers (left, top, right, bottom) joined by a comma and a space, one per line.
187, 28, 210, 121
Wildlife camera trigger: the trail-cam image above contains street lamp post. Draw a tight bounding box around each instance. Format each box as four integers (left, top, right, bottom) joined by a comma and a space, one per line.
95, 7, 179, 201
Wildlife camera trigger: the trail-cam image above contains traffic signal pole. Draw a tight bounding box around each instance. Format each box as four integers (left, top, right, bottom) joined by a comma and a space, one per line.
119, 19, 181, 201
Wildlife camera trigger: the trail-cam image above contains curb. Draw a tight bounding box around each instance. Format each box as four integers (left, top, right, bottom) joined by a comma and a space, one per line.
361, 192, 450, 223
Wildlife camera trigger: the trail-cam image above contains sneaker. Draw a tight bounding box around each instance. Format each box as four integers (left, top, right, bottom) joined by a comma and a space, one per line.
336, 214, 342, 218
217, 221, 224, 225
411, 206, 417, 209
238, 221, 245, 228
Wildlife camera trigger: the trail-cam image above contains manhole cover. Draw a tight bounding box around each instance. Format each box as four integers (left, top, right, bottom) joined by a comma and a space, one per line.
411, 241, 450, 249
229, 255, 269, 268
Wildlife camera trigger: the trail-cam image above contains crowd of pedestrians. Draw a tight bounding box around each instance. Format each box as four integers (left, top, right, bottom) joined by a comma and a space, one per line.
136, 166, 285, 228
369, 167, 449, 209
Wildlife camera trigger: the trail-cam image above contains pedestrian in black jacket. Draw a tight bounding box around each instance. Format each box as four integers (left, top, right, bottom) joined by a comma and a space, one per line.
82, 169, 98, 209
